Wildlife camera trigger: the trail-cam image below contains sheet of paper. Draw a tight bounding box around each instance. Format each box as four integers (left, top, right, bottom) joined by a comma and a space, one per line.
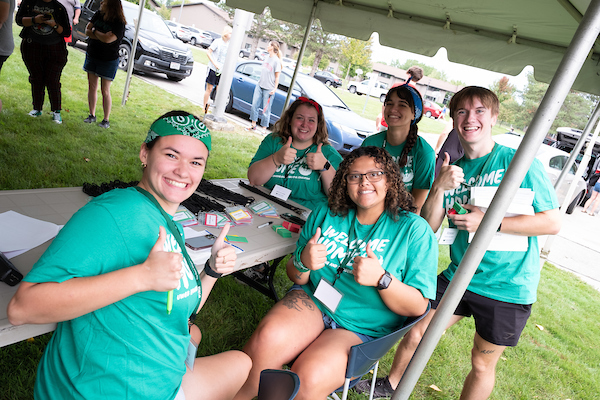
0, 210, 60, 254
468, 231, 529, 252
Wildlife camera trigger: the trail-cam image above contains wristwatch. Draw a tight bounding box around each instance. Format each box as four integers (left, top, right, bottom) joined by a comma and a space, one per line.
377, 271, 392, 290
53, 24, 58, 29
321, 161, 331, 172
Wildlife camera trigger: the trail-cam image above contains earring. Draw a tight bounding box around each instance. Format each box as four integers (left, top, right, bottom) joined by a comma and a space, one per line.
141, 163, 147, 168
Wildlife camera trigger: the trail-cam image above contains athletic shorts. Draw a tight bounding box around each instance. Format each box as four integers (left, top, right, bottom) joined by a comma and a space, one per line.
206, 68, 221, 86
289, 284, 374, 343
432, 274, 532, 346
83, 54, 119, 81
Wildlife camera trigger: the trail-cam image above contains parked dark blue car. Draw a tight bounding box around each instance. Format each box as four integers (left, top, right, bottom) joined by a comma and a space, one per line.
225, 61, 374, 154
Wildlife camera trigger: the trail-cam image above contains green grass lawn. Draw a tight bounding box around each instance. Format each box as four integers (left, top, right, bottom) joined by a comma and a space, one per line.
1, 26, 600, 400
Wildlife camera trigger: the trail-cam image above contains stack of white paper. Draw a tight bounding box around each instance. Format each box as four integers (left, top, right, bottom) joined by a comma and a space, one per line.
467, 187, 534, 252
0, 211, 60, 259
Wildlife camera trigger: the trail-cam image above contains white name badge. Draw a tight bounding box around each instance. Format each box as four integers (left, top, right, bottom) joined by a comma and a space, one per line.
185, 338, 198, 371
439, 228, 458, 245
271, 184, 292, 201
314, 278, 343, 313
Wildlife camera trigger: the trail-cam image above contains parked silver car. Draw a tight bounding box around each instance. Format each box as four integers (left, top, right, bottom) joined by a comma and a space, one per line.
494, 133, 587, 214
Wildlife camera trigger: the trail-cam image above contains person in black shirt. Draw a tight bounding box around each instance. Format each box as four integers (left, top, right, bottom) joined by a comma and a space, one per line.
83, 0, 125, 129
16, 0, 71, 123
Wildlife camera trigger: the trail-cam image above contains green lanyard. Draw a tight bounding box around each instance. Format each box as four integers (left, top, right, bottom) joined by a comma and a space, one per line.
333, 213, 385, 286
134, 187, 202, 317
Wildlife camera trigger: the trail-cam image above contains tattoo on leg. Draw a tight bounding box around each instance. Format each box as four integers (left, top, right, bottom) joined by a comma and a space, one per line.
474, 341, 495, 355
282, 291, 315, 311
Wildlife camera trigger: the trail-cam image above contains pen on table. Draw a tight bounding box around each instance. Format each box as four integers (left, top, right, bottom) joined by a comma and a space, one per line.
258, 221, 273, 229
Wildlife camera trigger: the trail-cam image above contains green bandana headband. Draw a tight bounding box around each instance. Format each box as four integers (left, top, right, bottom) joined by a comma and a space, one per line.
144, 114, 212, 151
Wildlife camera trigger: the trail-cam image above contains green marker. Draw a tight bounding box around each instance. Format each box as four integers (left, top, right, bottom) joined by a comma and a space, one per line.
167, 290, 173, 314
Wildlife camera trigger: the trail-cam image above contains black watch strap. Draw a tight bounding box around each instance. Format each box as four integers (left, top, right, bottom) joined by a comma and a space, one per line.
204, 259, 222, 278
321, 161, 331, 171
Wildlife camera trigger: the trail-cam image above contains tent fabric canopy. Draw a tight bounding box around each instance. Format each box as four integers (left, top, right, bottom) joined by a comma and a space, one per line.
223, 0, 599, 94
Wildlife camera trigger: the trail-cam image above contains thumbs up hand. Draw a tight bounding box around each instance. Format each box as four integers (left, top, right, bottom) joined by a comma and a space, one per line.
274, 136, 296, 166
352, 243, 384, 287
301, 227, 327, 270
141, 226, 183, 292
436, 152, 464, 191
306, 143, 327, 171
208, 223, 236, 276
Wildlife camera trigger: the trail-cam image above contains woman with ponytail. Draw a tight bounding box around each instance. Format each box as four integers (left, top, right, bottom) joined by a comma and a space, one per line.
361, 83, 435, 213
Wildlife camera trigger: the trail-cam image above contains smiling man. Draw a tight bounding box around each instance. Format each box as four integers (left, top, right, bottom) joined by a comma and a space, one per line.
355, 86, 561, 400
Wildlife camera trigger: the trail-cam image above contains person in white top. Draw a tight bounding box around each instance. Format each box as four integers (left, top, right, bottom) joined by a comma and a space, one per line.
203, 26, 232, 114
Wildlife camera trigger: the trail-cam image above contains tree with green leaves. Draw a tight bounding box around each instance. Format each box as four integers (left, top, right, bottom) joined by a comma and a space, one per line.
340, 37, 372, 80
245, 8, 285, 58
513, 72, 596, 132
490, 76, 518, 126
284, 19, 341, 76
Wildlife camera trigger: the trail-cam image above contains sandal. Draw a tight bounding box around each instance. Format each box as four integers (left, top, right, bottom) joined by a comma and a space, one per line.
245, 125, 257, 131
590, 213, 595, 217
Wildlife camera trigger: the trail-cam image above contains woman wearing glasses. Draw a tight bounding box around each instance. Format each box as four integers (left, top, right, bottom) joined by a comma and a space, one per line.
234, 146, 438, 400
247, 97, 343, 209
362, 83, 436, 214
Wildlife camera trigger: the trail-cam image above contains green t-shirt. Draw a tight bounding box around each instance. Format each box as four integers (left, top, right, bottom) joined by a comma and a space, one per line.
442, 144, 559, 304
24, 188, 201, 400
361, 131, 435, 192
250, 132, 343, 208
294, 204, 438, 338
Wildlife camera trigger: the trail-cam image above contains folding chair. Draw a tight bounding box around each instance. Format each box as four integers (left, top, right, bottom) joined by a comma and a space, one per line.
258, 369, 301, 400
330, 303, 431, 400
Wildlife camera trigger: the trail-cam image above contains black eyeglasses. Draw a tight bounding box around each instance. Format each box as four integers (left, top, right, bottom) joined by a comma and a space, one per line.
346, 171, 386, 184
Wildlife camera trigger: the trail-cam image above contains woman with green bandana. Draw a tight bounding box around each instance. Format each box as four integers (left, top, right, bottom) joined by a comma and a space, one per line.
248, 96, 343, 209
8, 111, 251, 400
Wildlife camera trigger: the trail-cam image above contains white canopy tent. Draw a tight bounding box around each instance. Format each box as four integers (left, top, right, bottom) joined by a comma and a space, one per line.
222, 0, 600, 95
212, 1, 600, 398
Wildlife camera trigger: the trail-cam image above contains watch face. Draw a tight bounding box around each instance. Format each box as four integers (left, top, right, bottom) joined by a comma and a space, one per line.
377, 271, 392, 290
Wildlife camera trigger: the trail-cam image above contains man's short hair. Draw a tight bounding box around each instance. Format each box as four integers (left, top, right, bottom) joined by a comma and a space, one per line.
406, 66, 424, 82
449, 86, 500, 119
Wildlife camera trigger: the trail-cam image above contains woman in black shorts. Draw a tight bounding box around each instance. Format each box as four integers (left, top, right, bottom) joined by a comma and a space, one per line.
83, 0, 126, 129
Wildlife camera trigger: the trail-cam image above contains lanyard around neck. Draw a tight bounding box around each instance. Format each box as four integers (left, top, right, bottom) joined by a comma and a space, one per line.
134, 187, 202, 312
284, 143, 315, 181
333, 213, 385, 285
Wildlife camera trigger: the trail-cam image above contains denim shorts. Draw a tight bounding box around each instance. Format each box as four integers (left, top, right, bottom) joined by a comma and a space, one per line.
83, 53, 119, 81
289, 284, 375, 344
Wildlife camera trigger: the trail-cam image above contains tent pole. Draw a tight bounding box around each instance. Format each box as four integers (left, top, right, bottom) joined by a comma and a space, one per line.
283, 0, 318, 111
121, 0, 146, 106
392, 1, 600, 398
